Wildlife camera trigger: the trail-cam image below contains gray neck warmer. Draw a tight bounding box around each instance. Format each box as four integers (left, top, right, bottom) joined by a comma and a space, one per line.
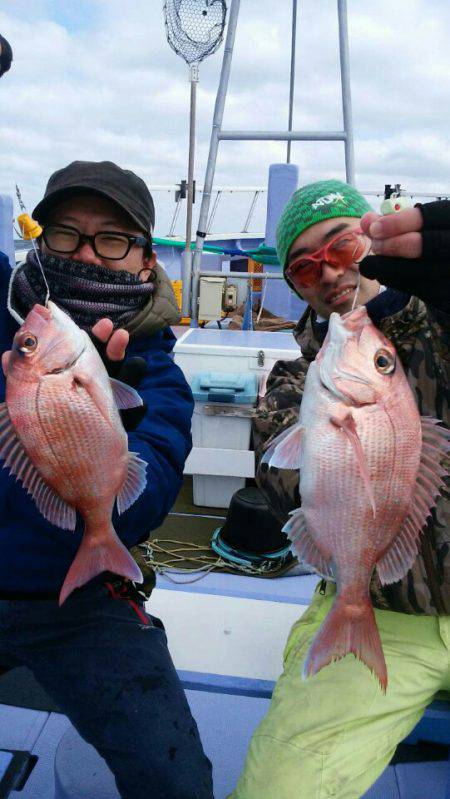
10, 249, 155, 331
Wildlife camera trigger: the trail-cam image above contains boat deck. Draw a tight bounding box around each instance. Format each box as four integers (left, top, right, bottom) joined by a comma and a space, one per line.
0, 481, 449, 797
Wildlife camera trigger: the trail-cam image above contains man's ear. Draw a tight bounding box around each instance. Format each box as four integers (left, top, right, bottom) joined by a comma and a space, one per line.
138, 250, 157, 282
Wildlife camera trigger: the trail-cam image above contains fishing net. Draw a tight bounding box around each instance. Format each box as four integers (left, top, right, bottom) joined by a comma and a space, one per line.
163, 0, 227, 65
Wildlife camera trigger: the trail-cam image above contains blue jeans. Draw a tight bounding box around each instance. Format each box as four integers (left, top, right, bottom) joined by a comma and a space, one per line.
0, 579, 214, 799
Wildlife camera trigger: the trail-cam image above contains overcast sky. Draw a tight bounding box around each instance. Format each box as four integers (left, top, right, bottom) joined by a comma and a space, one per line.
1, 0, 449, 236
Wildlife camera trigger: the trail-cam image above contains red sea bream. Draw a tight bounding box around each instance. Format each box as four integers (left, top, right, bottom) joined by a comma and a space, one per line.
265, 306, 449, 690
0, 301, 147, 605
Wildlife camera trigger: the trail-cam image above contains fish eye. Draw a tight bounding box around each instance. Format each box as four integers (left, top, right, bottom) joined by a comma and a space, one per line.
18, 332, 38, 354
374, 348, 395, 374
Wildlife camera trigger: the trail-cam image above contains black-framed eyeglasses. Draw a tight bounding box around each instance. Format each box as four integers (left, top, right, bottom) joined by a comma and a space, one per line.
42, 224, 151, 260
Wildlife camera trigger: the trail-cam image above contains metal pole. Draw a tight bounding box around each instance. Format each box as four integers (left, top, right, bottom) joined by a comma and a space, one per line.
181, 63, 199, 317
168, 196, 183, 236
190, 0, 241, 322
198, 270, 282, 279
206, 191, 222, 234
219, 129, 346, 141
287, 0, 298, 163
241, 190, 260, 233
337, 0, 355, 185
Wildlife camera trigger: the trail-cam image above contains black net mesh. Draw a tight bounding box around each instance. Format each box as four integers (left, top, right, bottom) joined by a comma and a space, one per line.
163, 0, 227, 65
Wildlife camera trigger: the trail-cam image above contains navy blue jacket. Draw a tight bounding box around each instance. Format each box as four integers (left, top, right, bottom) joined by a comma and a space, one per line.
0, 251, 194, 593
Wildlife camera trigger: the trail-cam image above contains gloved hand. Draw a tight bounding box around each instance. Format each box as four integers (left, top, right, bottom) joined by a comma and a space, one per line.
90, 333, 148, 433
114, 357, 148, 432
359, 200, 450, 311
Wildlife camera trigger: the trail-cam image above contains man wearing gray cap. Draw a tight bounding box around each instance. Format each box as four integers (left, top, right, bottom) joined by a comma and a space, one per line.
0, 161, 213, 798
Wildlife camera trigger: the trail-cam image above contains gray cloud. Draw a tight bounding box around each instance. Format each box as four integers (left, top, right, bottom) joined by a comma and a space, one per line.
0, 0, 449, 237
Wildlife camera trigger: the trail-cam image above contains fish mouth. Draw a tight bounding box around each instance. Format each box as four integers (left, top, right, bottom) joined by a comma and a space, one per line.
317, 309, 372, 401
31, 304, 52, 320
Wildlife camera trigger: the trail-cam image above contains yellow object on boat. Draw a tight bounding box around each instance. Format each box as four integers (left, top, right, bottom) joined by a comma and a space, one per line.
17, 213, 42, 240
172, 280, 191, 325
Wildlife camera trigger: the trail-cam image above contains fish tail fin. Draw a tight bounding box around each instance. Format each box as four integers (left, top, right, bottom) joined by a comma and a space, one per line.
303, 596, 387, 692
59, 525, 143, 606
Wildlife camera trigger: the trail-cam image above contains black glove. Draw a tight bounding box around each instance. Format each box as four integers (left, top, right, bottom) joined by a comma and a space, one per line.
360, 200, 450, 312
0, 34, 13, 78
90, 336, 148, 432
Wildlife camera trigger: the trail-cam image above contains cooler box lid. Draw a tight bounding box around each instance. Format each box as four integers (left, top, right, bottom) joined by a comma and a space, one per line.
190, 372, 258, 404
174, 328, 299, 358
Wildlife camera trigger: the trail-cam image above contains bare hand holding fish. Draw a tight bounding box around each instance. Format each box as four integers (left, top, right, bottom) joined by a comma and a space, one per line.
264, 306, 449, 690
0, 301, 147, 605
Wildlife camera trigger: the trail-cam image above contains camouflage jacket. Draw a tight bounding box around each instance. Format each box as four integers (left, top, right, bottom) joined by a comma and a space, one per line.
253, 294, 450, 615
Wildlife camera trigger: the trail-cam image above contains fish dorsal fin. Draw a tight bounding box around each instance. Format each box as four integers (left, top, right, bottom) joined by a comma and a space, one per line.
262, 423, 303, 471
283, 508, 335, 580
0, 402, 76, 530
330, 412, 376, 518
109, 379, 143, 411
116, 451, 147, 515
376, 416, 450, 585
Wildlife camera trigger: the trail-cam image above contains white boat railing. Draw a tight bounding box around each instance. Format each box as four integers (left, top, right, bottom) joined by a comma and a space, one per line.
149, 185, 449, 240
149, 185, 267, 238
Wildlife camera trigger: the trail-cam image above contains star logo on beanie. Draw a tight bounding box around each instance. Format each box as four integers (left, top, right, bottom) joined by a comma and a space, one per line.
311, 192, 349, 211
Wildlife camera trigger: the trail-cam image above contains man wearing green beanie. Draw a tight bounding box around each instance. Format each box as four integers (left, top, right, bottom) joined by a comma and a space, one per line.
230, 180, 450, 799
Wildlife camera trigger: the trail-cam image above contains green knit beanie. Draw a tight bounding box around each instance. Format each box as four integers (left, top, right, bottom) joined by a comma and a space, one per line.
276, 179, 372, 269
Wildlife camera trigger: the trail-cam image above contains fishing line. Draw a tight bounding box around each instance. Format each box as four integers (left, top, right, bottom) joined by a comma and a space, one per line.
7, 262, 25, 325
139, 539, 275, 583
15, 185, 51, 307
351, 269, 361, 311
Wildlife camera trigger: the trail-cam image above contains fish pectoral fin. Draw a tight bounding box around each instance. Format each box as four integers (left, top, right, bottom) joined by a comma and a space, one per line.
330, 412, 376, 518
116, 452, 147, 515
109, 378, 143, 410
261, 423, 303, 471
0, 403, 76, 530
377, 416, 450, 586
283, 508, 334, 579
73, 369, 111, 425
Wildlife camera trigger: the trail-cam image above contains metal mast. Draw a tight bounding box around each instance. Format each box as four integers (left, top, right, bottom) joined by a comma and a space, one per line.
189, 0, 355, 322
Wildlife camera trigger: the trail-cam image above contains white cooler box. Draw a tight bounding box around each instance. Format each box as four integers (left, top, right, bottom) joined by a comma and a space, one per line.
175, 330, 300, 508
188, 372, 258, 507
174, 328, 300, 386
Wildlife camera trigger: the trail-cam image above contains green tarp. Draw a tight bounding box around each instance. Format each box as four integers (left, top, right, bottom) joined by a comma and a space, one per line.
153, 237, 280, 266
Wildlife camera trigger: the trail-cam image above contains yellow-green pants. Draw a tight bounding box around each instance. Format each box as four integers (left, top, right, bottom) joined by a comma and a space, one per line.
230, 582, 450, 799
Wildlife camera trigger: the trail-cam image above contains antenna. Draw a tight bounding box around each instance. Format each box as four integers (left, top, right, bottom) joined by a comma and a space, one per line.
163, 0, 227, 318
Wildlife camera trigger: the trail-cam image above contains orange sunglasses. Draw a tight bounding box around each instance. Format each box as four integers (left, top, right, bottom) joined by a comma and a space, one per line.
285, 228, 369, 289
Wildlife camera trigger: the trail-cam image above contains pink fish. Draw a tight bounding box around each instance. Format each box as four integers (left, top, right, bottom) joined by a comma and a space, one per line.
265, 306, 449, 690
0, 301, 147, 605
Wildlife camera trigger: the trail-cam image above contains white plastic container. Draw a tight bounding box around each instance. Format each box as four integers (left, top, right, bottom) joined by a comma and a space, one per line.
193, 473, 245, 508
177, 331, 300, 507
191, 407, 252, 449
174, 328, 300, 388
188, 372, 258, 508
